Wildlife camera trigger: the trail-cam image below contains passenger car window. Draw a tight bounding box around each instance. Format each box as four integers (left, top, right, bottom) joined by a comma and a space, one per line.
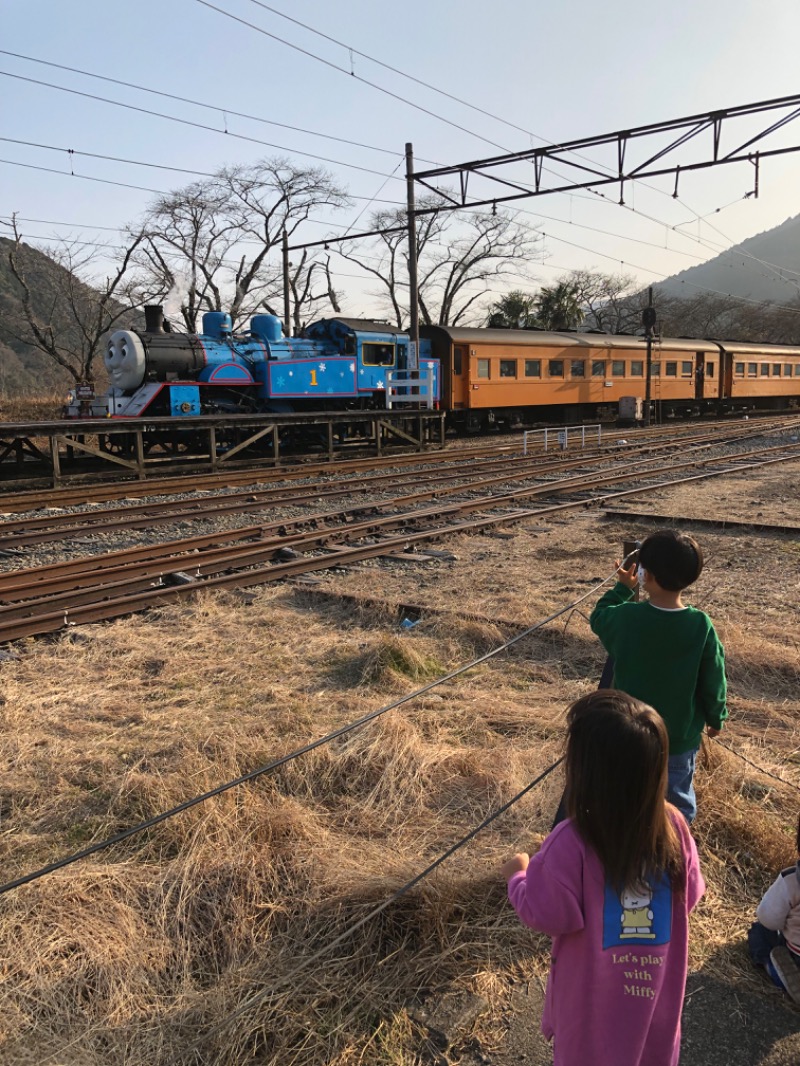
570, 360, 586, 378
734, 362, 745, 375
524, 359, 541, 377
612, 360, 625, 376
650, 362, 660, 376
499, 359, 517, 378
760, 363, 770, 376
681, 361, 693, 376
747, 363, 757, 377
477, 359, 490, 379
772, 364, 782, 376
548, 359, 564, 377
591, 360, 605, 377
630, 361, 643, 377
665, 362, 677, 377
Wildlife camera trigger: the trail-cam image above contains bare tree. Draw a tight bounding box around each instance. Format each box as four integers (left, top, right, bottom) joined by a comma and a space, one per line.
563, 269, 641, 333
338, 199, 543, 327
2, 216, 148, 385
135, 158, 350, 332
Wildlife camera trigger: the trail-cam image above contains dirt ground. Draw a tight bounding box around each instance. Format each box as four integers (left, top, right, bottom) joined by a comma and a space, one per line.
0, 455, 797, 1064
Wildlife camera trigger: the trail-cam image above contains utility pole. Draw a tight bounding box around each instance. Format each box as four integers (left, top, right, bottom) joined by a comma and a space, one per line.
405, 142, 419, 369
642, 287, 656, 427
282, 229, 292, 338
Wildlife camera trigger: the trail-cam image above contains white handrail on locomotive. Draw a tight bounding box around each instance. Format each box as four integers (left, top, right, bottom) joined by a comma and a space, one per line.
522, 424, 602, 454
385, 368, 435, 410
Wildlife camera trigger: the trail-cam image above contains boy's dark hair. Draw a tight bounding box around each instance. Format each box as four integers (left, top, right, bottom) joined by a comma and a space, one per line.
638, 529, 703, 591
564, 690, 683, 892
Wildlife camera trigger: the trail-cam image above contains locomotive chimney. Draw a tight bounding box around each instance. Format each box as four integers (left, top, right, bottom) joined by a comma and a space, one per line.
144, 305, 165, 333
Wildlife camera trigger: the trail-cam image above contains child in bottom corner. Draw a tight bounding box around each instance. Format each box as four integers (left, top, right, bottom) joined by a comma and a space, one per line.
502, 690, 705, 1066
589, 529, 728, 823
748, 813, 800, 1003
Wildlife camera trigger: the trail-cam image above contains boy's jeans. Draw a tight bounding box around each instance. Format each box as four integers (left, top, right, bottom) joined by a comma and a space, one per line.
667, 747, 698, 823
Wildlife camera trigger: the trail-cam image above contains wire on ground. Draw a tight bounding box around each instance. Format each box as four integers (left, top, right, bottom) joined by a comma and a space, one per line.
0, 559, 635, 898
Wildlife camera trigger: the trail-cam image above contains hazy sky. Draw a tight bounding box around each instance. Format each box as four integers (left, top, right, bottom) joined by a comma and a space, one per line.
3, 0, 800, 318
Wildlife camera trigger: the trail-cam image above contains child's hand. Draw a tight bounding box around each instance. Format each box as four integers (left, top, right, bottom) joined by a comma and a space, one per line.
501, 853, 530, 880
616, 559, 638, 589
706, 725, 722, 738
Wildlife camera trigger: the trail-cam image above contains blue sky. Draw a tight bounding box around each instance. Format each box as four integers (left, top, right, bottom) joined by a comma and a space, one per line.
3, 0, 800, 317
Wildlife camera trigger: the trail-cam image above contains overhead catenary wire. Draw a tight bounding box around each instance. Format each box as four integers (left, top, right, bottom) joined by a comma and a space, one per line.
0, 48, 441, 164
8, 40, 800, 289
7, 57, 800, 289
230, 0, 800, 273
0, 69, 405, 180
193, 0, 510, 153
4, 140, 800, 312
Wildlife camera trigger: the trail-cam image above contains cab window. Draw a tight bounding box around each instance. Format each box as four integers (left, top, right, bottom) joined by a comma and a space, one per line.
525, 359, 541, 377
500, 359, 517, 378
362, 342, 395, 367
548, 359, 564, 377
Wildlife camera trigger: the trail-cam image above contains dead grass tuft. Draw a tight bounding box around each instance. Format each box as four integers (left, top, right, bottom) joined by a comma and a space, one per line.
351, 633, 446, 689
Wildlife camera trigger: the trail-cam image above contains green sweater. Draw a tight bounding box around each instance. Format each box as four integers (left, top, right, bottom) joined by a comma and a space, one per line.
589, 582, 728, 755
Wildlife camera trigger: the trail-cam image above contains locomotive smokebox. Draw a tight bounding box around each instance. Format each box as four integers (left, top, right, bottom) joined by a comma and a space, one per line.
144, 305, 166, 333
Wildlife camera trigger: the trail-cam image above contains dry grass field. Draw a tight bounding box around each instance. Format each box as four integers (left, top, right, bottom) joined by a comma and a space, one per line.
0, 392, 65, 422
0, 462, 797, 1063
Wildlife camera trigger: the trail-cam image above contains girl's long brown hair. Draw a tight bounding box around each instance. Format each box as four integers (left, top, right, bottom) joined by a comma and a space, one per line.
564, 690, 684, 891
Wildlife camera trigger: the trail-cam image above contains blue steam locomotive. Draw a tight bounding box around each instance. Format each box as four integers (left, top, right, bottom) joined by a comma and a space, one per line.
66, 306, 440, 418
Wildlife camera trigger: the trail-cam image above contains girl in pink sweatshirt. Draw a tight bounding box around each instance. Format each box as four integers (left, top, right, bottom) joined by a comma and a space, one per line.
502, 690, 705, 1066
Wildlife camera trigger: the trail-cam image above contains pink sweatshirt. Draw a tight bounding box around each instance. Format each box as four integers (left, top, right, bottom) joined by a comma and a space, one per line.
507, 814, 704, 1066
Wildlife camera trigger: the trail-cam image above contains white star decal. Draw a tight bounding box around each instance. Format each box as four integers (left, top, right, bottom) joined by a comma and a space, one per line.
376, 380, 385, 389
349, 363, 355, 372
359, 368, 364, 375
288, 370, 294, 377
319, 362, 326, 371
427, 362, 434, 369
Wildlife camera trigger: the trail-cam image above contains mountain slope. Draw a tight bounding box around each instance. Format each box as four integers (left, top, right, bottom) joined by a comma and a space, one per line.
656, 213, 800, 304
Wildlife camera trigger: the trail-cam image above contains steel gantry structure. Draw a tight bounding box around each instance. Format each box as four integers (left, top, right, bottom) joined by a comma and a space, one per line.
403, 92, 800, 419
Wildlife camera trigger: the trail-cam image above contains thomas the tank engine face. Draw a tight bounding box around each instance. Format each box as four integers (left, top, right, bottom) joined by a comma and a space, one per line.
105, 331, 147, 392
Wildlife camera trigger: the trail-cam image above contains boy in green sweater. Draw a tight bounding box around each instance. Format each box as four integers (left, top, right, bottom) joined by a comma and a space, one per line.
589, 530, 728, 823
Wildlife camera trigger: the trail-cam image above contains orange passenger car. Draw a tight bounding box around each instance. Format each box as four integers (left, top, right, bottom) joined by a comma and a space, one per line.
420, 327, 800, 430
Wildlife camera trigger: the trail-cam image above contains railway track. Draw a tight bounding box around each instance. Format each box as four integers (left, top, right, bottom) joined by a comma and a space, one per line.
0, 434, 798, 644
1, 413, 796, 514
0, 417, 795, 549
